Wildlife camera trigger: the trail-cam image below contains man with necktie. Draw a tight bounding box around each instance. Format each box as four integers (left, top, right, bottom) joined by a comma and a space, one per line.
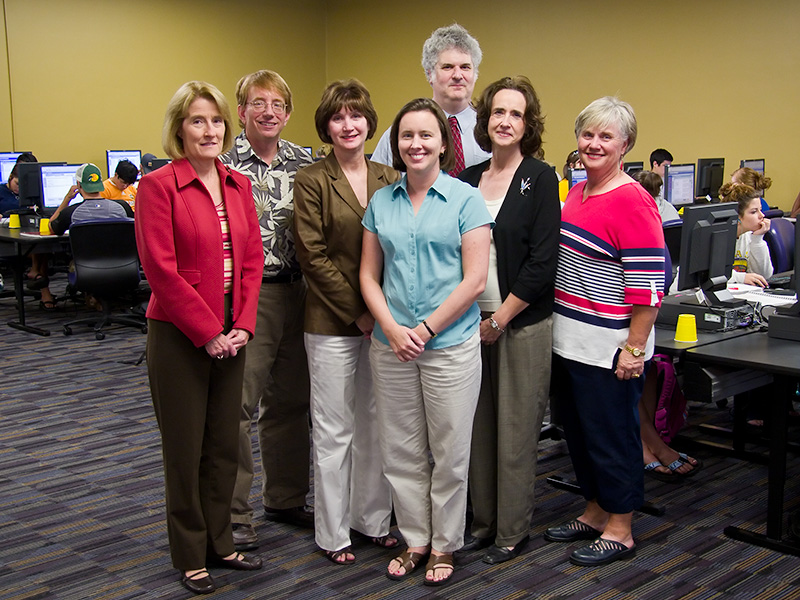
370, 23, 490, 175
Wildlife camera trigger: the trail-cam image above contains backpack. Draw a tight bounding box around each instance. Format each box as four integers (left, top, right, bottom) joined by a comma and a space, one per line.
653, 354, 688, 444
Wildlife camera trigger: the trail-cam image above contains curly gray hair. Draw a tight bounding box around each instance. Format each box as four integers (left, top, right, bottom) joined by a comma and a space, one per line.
421, 23, 482, 82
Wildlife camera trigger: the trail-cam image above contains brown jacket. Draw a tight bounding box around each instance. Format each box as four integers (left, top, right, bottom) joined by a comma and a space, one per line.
293, 153, 399, 335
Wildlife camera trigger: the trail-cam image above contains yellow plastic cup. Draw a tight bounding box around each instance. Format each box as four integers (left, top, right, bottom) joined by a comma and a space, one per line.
674, 313, 698, 343
39, 218, 50, 235
8, 213, 20, 228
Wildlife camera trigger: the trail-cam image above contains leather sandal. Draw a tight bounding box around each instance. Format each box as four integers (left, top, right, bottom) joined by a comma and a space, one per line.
386, 549, 428, 581
423, 553, 454, 587
323, 546, 355, 565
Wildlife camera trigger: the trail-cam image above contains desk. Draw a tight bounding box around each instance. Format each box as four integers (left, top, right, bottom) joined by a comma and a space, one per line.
686, 332, 800, 555
0, 227, 68, 336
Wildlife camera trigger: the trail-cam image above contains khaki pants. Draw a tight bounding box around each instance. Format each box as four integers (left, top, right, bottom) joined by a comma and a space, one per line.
370, 333, 481, 553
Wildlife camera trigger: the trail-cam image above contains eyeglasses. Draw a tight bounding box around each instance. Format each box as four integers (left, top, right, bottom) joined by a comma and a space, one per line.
247, 100, 287, 115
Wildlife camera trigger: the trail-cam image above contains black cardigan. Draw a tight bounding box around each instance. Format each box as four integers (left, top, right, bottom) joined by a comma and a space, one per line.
459, 156, 561, 329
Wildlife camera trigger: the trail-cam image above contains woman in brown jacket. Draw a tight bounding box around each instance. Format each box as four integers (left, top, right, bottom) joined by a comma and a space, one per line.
293, 79, 400, 565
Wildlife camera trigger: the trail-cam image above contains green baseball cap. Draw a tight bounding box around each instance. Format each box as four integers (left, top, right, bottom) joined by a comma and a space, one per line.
76, 163, 104, 193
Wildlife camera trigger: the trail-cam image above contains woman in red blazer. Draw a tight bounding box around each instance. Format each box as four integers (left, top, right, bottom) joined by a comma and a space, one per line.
135, 81, 264, 595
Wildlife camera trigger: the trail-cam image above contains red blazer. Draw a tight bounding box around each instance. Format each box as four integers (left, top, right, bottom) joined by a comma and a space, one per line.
135, 158, 264, 347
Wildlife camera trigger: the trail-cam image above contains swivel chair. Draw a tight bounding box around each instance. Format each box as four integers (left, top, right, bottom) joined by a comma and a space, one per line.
62, 219, 147, 340
764, 218, 795, 274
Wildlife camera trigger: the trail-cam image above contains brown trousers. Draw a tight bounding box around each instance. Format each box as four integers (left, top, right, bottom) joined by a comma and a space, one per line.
147, 301, 245, 570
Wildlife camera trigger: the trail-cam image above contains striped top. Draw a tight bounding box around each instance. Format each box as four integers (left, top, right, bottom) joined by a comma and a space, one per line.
553, 181, 665, 368
215, 202, 233, 293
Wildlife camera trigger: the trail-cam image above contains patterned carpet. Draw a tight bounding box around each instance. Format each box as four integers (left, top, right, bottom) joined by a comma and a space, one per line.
1, 271, 799, 599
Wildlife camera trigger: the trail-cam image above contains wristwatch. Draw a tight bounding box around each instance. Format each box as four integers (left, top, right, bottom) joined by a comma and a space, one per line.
623, 343, 644, 358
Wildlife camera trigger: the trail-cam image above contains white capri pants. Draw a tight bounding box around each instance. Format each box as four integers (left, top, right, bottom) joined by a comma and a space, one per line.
305, 333, 393, 551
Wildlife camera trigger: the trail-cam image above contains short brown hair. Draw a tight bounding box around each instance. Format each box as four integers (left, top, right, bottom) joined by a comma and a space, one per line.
474, 76, 545, 156
390, 98, 455, 173
314, 79, 378, 144
234, 70, 293, 128
635, 170, 663, 199
162, 81, 234, 160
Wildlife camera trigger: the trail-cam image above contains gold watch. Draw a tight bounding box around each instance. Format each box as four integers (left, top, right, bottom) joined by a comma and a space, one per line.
624, 343, 644, 358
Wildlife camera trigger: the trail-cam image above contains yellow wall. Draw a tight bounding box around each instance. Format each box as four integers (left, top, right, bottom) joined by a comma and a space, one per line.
328, 0, 800, 210
2, 0, 799, 209
2, 0, 326, 175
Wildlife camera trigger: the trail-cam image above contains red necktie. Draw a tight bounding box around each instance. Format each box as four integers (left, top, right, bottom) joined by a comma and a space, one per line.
448, 116, 466, 177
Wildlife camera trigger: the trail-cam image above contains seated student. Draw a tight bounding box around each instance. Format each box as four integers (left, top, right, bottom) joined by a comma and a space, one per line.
633, 171, 701, 481
558, 150, 581, 203
101, 159, 138, 209
50, 163, 133, 235
649, 148, 673, 178
719, 182, 773, 287
635, 170, 679, 223
730, 166, 770, 213
0, 165, 21, 216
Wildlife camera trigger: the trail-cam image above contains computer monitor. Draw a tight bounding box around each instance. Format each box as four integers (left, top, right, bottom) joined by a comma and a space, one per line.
17, 162, 65, 209
0, 152, 25, 184
740, 158, 765, 175
150, 158, 171, 171
106, 150, 142, 179
623, 161, 643, 176
664, 163, 695, 207
40, 164, 81, 211
568, 168, 587, 188
696, 158, 725, 200
768, 219, 800, 340
676, 202, 742, 306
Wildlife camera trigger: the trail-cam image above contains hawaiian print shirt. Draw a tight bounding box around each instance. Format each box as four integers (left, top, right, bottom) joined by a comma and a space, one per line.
220, 132, 313, 277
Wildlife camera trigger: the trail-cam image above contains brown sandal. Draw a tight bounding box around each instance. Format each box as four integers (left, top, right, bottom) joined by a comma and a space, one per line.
386, 549, 428, 580
424, 553, 454, 587
371, 533, 399, 548
323, 546, 355, 565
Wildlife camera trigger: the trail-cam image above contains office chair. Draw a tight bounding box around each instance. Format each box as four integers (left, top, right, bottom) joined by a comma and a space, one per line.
764, 218, 795, 273
763, 208, 784, 220
62, 219, 148, 340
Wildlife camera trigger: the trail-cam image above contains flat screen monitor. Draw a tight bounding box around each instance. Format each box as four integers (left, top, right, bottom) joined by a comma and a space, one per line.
696, 157, 725, 200
568, 168, 587, 188
0, 152, 25, 184
740, 158, 765, 174
676, 202, 741, 306
150, 158, 171, 171
664, 163, 695, 207
623, 161, 643, 176
768, 219, 800, 340
17, 162, 65, 209
40, 164, 81, 210
106, 150, 141, 179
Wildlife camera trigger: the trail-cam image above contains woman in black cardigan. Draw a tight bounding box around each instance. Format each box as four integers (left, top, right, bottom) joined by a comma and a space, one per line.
458, 76, 560, 564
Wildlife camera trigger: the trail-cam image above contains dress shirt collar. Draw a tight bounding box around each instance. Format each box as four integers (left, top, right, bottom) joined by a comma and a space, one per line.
394, 171, 454, 203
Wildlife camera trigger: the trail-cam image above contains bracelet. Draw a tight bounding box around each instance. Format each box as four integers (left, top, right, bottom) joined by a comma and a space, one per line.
489, 314, 505, 333
422, 319, 437, 338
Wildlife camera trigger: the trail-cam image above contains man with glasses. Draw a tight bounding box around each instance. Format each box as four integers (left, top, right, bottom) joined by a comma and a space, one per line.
220, 70, 314, 551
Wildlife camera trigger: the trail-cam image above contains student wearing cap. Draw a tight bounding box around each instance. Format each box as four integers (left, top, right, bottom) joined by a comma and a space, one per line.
49, 163, 133, 235
101, 159, 138, 209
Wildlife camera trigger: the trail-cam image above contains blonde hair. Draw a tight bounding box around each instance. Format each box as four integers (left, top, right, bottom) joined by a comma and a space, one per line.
574, 96, 637, 156
162, 81, 233, 159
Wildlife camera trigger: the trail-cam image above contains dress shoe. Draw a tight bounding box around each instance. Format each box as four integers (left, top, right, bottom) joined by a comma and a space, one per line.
457, 534, 493, 553
482, 535, 529, 564
232, 523, 259, 551
180, 570, 215, 595
544, 519, 602, 543
264, 504, 314, 528
569, 537, 635, 566
208, 552, 263, 570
